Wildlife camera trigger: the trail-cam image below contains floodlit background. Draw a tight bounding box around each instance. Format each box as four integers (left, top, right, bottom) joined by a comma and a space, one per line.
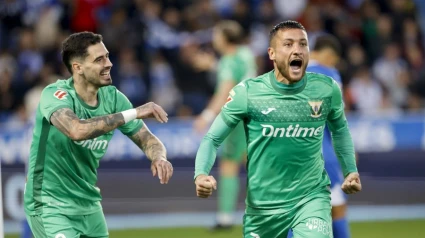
1, 0, 425, 237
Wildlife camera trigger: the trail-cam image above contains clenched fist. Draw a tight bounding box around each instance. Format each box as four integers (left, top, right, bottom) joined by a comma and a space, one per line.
195, 174, 217, 198
341, 172, 362, 194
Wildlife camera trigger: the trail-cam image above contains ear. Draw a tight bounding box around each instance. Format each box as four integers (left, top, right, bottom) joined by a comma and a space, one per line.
268, 47, 275, 61
71, 60, 83, 75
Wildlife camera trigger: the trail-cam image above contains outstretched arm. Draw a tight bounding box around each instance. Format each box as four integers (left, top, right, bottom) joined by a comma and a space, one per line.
51, 108, 125, 141
50, 102, 168, 141
129, 124, 173, 184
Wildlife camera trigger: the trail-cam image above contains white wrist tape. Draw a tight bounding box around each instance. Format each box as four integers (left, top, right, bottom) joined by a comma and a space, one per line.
122, 109, 137, 123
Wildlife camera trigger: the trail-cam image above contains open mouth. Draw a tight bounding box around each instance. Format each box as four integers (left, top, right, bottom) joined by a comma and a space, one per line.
289, 59, 303, 72
100, 71, 110, 77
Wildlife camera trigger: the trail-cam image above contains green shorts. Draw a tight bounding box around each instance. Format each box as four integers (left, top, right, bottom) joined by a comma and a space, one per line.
26, 209, 108, 238
221, 121, 246, 161
243, 195, 332, 238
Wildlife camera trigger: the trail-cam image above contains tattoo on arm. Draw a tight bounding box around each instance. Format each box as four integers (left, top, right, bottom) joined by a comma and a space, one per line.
130, 125, 166, 161
50, 108, 125, 140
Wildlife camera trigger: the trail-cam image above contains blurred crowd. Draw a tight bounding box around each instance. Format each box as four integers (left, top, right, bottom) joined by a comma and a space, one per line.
1, 0, 425, 124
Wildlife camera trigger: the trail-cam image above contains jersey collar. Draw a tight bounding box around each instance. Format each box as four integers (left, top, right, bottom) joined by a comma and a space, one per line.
67, 77, 101, 110
269, 70, 307, 95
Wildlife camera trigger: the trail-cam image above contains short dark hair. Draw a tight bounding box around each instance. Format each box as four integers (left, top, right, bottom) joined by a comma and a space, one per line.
216, 20, 244, 44
61, 32, 103, 74
313, 34, 342, 56
269, 20, 306, 44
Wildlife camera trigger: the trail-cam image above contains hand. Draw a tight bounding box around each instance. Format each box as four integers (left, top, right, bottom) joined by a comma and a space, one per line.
193, 116, 209, 134
136, 102, 168, 123
195, 174, 217, 198
151, 158, 173, 184
341, 172, 362, 194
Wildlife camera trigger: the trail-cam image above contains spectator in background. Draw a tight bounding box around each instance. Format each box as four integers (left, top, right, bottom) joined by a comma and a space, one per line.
115, 47, 148, 107
0, 0, 26, 50
349, 66, 384, 114
150, 53, 181, 117
0, 0, 424, 121
405, 45, 425, 109
16, 28, 44, 88
372, 42, 409, 109
341, 44, 367, 88
70, 0, 108, 33
172, 38, 213, 116
99, 7, 130, 56
0, 52, 17, 114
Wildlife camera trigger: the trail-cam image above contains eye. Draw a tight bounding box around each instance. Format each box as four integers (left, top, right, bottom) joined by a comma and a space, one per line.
300, 42, 308, 46
284, 43, 292, 47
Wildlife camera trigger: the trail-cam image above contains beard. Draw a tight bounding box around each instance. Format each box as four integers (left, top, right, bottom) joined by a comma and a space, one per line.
275, 60, 306, 84
82, 72, 112, 88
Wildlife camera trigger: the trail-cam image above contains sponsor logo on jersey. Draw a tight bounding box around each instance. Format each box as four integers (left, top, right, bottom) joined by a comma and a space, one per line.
250, 232, 260, 238
305, 218, 332, 237
261, 107, 276, 115
308, 100, 323, 118
54, 90, 68, 100
74, 138, 108, 150
261, 124, 324, 138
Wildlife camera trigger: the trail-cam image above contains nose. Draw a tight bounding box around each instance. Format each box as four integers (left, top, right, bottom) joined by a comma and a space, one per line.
293, 44, 302, 55
106, 57, 113, 68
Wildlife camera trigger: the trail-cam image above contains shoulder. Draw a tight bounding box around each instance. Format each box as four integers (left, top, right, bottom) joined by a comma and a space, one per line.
41, 79, 72, 98
238, 46, 255, 58
243, 72, 269, 88
306, 72, 335, 87
43, 78, 70, 90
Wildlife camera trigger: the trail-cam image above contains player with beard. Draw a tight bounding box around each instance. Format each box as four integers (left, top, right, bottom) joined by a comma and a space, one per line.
24, 32, 173, 238
194, 20, 361, 238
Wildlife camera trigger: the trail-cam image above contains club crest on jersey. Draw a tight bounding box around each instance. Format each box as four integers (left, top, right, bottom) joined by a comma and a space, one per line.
54, 90, 68, 100
308, 100, 323, 118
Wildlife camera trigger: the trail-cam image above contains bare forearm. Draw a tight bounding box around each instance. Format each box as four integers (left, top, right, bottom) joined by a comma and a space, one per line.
130, 127, 167, 161
208, 94, 228, 114
51, 108, 125, 141
203, 81, 235, 117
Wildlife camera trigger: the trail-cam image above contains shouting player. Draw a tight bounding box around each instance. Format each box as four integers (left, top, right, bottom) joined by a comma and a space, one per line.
194, 20, 361, 238
24, 32, 173, 238
193, 20, 257, 230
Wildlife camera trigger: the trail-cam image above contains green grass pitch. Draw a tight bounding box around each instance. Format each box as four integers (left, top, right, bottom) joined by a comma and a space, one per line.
6, 220, 425, 238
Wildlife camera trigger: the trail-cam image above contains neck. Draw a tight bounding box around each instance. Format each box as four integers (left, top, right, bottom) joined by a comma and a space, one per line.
73, 74, 99, 106
223, 44, 238, 56
273, 64, 297, 84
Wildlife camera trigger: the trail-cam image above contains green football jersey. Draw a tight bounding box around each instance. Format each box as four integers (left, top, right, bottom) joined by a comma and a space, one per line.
195, 70, 357, 215
24, 77, 143, 216
216, 46, 257, 86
